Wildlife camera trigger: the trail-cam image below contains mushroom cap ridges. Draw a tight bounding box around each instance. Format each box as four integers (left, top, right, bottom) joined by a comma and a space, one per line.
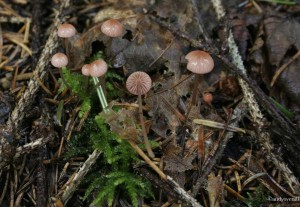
101, 19, 125, 37
90, 60, 108, 77
51, 53, 68, 68
126, 71, 152, 95
57, 23, 76, 38
185, 50, 214, 74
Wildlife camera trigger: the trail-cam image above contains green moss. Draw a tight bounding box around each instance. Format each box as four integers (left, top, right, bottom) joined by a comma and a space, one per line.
84, 115, 153, 206
245, 185, 269, 207
64, 117, 96, 159
59, 63, 153, 206
61, 67, 90, 100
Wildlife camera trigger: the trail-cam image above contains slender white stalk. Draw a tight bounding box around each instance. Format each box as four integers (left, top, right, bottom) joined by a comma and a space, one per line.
92, 77, 108, 112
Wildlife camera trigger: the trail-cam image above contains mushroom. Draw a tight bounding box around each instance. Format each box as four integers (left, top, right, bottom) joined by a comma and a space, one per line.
88, 59, 109, 112
185, 50, 214, 116
57, 23, 78, 59
81, 64, 91, 76
185, 51, 214, 75
203, 92, 213, 105
51, 52, 73, 90
57, 23, 76, 38
101, 19, 125, 38
80, 60, 109, 112
51, 52, 68, 68
90, 59, 108, 77
126, 71, 155, 158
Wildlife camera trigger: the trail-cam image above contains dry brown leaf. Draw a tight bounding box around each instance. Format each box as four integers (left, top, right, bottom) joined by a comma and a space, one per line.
101, 107, 141, 141
207, 172, 223, 207
163, 143, 195, 173
262, 16, 300, 109
264, 16, 300, 66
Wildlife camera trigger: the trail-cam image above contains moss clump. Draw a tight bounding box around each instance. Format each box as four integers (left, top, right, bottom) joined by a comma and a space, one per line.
84, 116, 153, 207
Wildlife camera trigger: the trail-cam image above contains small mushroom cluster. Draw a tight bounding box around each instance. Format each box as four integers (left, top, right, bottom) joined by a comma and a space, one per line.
50, 18, 124, 70
50, 19, 216, 159
81, 60, 108, 78
50, 20, 124, 113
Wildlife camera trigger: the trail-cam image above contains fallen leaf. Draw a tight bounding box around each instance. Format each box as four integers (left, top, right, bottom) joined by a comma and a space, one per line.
264, 16, 300, 66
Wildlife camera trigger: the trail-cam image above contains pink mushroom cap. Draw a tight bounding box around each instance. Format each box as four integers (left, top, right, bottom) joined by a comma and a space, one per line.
101, 19, 125, 38
57, 23, 76, 38
51, 52, 68, 68
185, 50, 214, 74
90, 60, 108, 77
126, 71, 152, 95
81, 64, 91, 76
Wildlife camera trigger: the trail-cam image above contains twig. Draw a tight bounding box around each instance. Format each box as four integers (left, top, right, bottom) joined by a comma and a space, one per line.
61, 150, 102, 204
129, 140, 166, 179
271, 50, 300, 87
190, 0, 212, 44
223, 184, 246, 201
6, 0, 70, 134
0, 16, 29, 23
149, 38, 174, 67
0, 133, 55, 168
0, 172, 9, 205
192, 101, 246, 196
129, 141, 202, 207
166, 176, 203, 207
0, 24, 2, 63
0, 0, 71, 168
229, 158, 280, 197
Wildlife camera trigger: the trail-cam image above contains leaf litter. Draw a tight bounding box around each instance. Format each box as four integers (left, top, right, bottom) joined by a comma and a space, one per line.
1, 0, 300, 206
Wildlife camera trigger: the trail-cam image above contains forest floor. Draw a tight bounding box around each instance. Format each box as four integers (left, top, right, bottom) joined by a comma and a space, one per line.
1, 0, 300, 206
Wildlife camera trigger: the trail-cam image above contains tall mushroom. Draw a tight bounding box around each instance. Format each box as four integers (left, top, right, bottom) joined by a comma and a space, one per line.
126, 71, 155, 158
80, 59, 109, 112
51, 52, 72, 89
185, 50, 214, 116
57, 23, 77, 55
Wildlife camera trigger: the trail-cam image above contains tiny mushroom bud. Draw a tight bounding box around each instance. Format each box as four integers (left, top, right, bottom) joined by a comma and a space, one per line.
81, 64, 91, 76
126, 71, 152, 96
185, 50, 214, 74
51, 52, 68, 68
57, 23, 76, 38
101, 19, 125, 38
203, 92, 213, 105
90, 60, 108, 77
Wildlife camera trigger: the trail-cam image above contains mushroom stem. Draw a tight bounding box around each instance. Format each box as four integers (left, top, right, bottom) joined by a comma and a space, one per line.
186, 74, 202, 118
138, 94, 155, 158
92, 77, 108, 112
